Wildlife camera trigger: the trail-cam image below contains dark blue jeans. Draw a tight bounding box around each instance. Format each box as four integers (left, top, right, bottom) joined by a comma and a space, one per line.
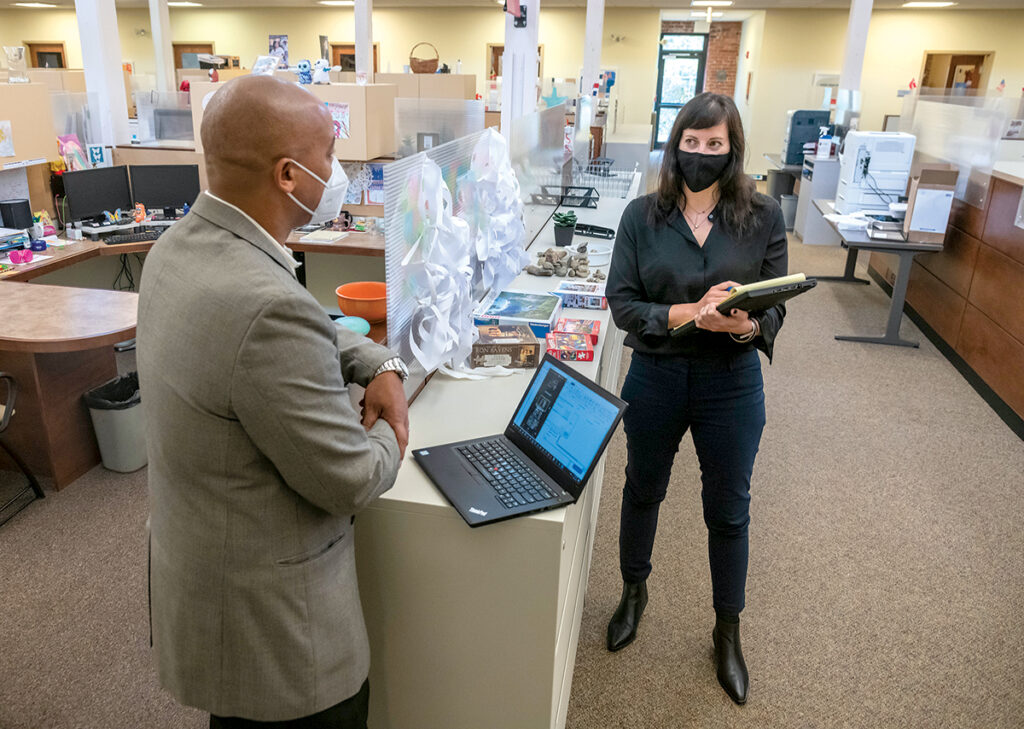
619, 349, 766, 616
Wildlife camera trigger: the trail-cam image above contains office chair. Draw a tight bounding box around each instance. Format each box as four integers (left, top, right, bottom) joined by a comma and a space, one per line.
0, 373, 45, 527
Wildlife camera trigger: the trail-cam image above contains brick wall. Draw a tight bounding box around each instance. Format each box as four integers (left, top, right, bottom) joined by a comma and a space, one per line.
659, 20, 742, 97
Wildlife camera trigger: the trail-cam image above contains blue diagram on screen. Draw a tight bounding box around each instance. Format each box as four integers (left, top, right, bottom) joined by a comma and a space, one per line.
512, 362, 619, 482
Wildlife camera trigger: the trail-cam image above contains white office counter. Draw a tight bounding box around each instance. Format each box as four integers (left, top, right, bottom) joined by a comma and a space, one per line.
355, 174, 640, 729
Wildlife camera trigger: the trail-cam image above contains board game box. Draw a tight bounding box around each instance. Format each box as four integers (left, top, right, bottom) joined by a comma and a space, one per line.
545, 331, 595, 362
473, 289, 563, 338
471, 325, 540, 368
550, 281, 608, 310
553, 317, 601, 345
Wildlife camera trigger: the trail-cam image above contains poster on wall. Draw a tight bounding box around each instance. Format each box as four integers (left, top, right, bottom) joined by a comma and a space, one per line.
269, 35, 289, 70
0, 121, 14, 158
327, 102, 350, 140
319, 35, 330, 62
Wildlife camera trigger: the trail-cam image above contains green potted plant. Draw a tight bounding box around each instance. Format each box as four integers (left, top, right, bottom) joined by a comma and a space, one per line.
553, 210, 577, 247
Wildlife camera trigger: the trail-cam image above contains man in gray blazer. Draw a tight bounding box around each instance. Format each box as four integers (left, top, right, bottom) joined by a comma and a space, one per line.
137, 75, 408, 728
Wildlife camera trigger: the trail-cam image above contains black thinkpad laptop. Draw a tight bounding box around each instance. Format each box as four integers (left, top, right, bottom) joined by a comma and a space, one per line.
413, 354, 627, 527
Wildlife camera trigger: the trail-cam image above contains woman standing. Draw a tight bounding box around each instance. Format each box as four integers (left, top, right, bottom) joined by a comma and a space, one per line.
605, 92, 788, 705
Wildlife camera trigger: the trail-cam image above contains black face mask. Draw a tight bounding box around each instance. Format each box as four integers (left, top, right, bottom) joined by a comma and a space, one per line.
677, 151, 730, 193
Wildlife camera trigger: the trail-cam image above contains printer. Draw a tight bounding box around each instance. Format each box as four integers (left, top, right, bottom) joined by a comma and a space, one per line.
835, 131, 916, 215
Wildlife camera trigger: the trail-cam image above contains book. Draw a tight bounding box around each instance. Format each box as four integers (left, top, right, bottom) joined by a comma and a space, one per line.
471, 325, 540, 368
473, 289, 563, 338
545, 332, 595, 362
670, 273, 816, 337
550, 281, 607, 310
554, 317, 601, 345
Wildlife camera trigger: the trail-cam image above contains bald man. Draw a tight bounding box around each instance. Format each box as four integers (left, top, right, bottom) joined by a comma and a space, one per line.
137, 75, 408, 728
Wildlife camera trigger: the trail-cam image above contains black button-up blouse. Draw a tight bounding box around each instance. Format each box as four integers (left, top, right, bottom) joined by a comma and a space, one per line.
606, 192, 789, 361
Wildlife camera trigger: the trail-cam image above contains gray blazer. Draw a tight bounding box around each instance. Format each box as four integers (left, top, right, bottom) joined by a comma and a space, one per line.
137, 193, 400, 721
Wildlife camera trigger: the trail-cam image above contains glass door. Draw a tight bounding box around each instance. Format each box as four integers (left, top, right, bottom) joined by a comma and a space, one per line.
654, 34, 707, 148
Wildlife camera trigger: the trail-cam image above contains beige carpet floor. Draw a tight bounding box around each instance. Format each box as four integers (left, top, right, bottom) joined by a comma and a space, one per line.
1, 235, 1022, 729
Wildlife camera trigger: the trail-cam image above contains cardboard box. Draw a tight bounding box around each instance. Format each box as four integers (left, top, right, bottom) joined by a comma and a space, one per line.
308, 83, 397, 160
553, 317, 600, 345
417, 73, 477, 100
471, 325, 540, 368
474, 290, 562, 338
545, 332, 595, 362
374, 73, 419, 98
903, 166, 958, 244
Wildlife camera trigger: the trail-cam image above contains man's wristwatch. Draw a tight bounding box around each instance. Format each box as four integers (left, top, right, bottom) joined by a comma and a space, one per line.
374, 356, 409, 382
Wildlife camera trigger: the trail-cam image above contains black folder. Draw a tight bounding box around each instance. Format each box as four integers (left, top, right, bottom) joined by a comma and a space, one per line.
671, 277, 817, 337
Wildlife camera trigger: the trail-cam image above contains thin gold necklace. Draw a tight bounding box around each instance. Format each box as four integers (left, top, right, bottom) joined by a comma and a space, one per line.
683, 194, 718, 231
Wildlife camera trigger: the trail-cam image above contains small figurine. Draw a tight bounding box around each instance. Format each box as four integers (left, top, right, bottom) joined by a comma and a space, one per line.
208, 67, 219, 82
133, 202, 146, 224
312, 58, 331, 85
179, 79, 190, 93
296, 59, 313, 85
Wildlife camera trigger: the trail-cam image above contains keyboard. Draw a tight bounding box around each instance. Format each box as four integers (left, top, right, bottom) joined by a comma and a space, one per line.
457, 440, 556, 510
105, 230, 162, 245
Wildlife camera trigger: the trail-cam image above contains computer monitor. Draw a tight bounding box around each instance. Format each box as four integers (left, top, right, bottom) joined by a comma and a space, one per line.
63, 166, 133, 224
130, 164, 201, 218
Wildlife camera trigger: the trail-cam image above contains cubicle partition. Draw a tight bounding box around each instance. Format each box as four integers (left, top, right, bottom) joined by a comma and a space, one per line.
394, 98, 484, 158
134, 91, 194, 143
869, 93, 1024, 432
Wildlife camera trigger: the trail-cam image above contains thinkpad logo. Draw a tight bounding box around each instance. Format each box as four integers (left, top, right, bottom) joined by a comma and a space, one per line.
468, 507, 488, 517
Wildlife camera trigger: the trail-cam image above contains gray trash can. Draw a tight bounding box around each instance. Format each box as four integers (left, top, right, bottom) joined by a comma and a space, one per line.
83, 372, 147, 473
780, 194, 798, 231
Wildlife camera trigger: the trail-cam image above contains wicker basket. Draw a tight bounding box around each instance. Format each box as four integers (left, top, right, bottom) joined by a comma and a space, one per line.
409, 42, 439, 74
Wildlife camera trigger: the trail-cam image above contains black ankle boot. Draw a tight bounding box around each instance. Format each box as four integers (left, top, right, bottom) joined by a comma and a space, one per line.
606, 580, 648, 652
712, 617, 749, 705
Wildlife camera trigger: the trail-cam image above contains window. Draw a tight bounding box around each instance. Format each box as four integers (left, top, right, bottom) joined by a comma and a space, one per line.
653, 33, 707, 148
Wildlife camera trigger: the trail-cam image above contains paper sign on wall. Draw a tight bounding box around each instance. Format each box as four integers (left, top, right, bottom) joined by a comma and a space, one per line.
328, 102, 350, 140
87, 144, 111, 168
0, 121, 14, 158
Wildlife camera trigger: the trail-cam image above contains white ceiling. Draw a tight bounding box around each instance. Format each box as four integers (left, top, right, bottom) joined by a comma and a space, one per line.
8, 0, 1024, 11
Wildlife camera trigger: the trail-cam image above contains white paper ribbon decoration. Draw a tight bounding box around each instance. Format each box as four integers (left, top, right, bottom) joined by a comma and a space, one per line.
459, 128, 529, 295
400, 157, 477, 372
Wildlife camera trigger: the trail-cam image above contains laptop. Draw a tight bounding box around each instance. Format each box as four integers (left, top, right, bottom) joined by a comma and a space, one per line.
413, 354, 627, 527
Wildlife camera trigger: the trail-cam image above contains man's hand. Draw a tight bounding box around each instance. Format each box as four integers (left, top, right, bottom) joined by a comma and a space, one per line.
361, 372, 409, 459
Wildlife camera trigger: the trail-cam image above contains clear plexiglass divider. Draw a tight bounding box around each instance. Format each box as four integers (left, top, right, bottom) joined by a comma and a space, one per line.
384, 129, 489, 378
50, 91, 107, 148
899, 92, 1017, 209
508, 102, 572, 246
133, 91, 194, 143
394, 98, 485, 159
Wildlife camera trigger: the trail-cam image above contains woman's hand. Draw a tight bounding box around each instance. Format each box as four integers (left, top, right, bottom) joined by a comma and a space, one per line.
694, 304, 752, 334
668, 281, 741, 329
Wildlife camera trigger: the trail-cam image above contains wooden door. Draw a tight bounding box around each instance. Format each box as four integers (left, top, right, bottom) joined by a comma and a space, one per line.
330, 43, 379, 73
486, 44, 543, 79
173, 42, 215, 70
26, 42, 66, 68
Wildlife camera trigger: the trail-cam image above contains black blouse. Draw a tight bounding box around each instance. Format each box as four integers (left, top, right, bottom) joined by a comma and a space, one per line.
606, 192, 788, 361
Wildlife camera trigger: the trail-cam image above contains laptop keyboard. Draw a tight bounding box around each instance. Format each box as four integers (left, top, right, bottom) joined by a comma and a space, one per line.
457, 440, 557, 510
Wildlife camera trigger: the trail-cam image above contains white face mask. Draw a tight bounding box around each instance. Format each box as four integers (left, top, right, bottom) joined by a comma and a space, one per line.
285, 156, 349, 225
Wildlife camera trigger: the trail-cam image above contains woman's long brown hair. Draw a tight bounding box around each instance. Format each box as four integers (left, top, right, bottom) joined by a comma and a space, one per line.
651, 92, 767, 238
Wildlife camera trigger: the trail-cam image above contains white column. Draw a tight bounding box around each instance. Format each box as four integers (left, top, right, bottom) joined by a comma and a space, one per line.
500, 0, 541, 138
76, 0, 131, 145
355, 0, 374, 83
838, 0, 872, 112
581, 0, 604, 100
149, 0, 175, 93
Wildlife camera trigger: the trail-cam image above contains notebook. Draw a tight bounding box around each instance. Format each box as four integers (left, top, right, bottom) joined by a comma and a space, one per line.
413, 354, 627, 527
670, 273, 817, 337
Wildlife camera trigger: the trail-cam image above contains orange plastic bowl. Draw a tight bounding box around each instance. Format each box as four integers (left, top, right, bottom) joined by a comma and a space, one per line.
336, 281, 387, 323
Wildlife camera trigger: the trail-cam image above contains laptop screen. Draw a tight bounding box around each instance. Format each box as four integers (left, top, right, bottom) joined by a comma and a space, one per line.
508, 357, 624, 491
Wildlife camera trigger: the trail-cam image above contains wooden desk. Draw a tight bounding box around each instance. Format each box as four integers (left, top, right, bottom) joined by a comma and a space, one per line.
814, 199, 942, 347
0, 282, 138, 488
